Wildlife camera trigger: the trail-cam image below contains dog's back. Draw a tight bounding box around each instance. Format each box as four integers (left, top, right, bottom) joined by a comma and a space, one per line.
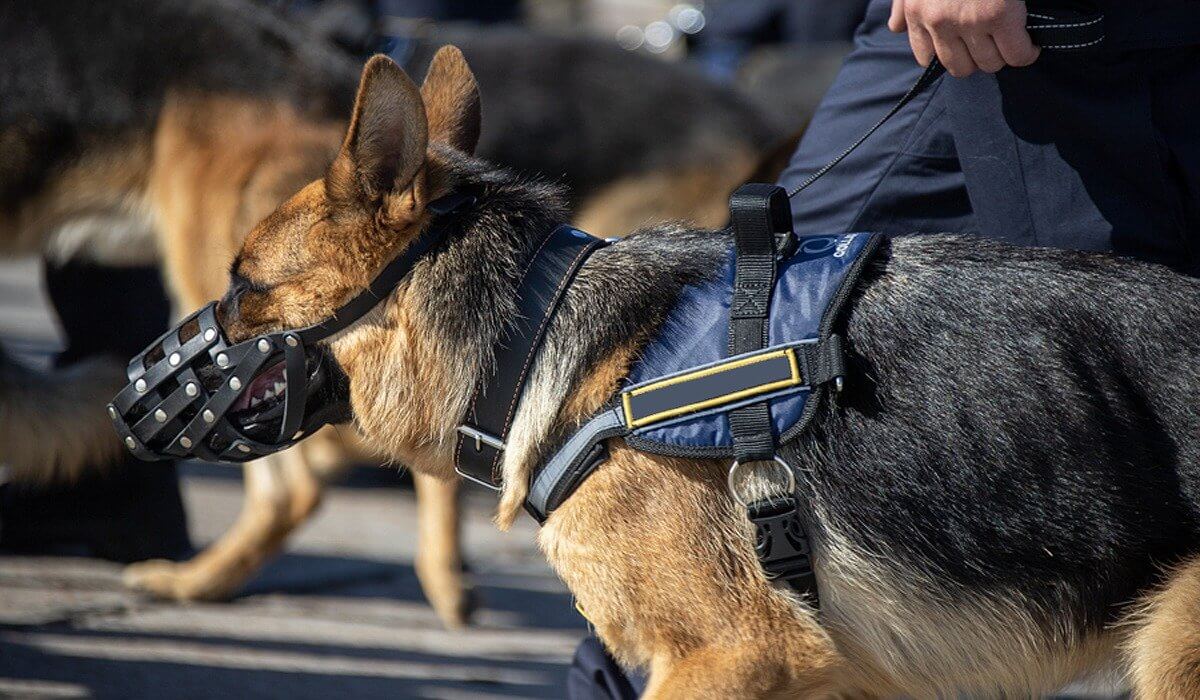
0, 0, 358, 232
805, 234, 1200, 694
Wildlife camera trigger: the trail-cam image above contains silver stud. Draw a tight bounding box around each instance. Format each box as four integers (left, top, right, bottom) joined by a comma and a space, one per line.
229, 377, 242, 391
168, 352, 181, 366
237, 444, 252, 453
180, 436, 193, 449
107, 406, 117, 420
204, 328, 217, 342
124, 437, 137, 450
285, 335, 299, 347
154, 409, 167, 423
202, 409, 215, 423
185, 382, 199, 397
216, 353, 229, 368
258, 339, 271, 353
135, 378, 147, 392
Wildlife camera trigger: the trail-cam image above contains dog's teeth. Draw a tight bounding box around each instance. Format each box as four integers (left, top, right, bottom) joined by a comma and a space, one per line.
273, 381, 285, 395
250, 397, 262, 407
262, 389, 275, 401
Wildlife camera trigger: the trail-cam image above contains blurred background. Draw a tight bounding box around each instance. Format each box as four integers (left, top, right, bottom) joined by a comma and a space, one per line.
0, 1, 856, 697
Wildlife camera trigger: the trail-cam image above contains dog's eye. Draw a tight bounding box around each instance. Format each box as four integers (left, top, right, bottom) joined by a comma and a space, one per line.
230, 271, 269, 296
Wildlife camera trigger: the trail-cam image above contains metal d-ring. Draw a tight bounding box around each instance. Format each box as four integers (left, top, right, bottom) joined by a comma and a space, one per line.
727, 455, 796, 508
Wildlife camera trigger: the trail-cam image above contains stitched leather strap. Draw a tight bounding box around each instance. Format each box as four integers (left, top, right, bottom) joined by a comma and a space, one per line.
455, 226, 606, 489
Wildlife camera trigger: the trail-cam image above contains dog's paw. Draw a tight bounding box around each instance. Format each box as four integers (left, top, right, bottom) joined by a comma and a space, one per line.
122, 559, 231, 602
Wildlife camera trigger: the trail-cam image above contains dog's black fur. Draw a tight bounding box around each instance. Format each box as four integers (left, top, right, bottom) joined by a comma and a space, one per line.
405, 147, 1200, 651
0, 0, 357, 213
806, 237, 1200, 631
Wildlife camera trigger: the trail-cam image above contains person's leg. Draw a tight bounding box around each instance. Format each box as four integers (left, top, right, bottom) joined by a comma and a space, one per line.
777, 0, 976, 237
0, 261, 191, 563
941, 44, 1200, 273
567, 635, 645, 700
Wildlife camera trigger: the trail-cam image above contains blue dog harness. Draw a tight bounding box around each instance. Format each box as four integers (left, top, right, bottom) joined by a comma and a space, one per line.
452, 183, 879, 601
455, 9, 1100, 602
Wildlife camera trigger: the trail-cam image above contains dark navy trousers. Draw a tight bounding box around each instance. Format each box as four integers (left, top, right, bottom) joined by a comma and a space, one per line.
778, 0, 1200, 277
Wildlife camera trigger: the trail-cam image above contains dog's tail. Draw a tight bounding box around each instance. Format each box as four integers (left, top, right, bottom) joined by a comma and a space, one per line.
0, 354, 126, 484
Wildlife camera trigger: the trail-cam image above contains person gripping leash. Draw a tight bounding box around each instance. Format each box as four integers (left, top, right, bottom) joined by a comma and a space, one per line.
778, 0, 1200, 274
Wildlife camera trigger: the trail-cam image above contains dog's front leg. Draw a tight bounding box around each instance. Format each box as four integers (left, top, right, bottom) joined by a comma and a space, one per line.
124, 444, 328, 601
413, 472, 474, 628
541, 444, 845, 699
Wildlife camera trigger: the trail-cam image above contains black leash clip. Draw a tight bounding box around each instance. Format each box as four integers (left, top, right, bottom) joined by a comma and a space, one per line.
746, 494, 818, 601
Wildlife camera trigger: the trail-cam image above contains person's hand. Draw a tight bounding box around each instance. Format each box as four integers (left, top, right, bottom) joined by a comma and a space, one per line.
889, 0, 1041, 77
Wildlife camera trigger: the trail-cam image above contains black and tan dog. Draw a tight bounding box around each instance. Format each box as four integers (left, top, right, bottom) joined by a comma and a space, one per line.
211, 49, 1200, 697
1, 0, 787, 626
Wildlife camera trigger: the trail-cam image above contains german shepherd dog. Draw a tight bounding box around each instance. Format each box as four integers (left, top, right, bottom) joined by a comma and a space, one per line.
213, 48, 1200, 697
0, 0, 783, 626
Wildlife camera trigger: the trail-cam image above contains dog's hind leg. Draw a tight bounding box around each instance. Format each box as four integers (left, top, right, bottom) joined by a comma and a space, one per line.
124, 442, 338, 601
413, 472, 473, 628
1125, 554, 1200, 699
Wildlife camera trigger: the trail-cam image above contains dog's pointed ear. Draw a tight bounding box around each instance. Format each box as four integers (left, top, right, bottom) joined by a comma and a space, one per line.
327, 55, 428, 209
420, 46, 481, 155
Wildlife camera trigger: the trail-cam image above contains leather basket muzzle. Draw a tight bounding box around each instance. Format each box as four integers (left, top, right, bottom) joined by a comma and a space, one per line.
108, 302, 319, 463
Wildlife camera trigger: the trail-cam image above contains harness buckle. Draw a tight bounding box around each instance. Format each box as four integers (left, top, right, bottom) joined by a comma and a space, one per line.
457, 424, 506, 452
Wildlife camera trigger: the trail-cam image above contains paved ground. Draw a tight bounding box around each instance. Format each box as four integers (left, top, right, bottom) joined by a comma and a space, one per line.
0, 466, 586, 699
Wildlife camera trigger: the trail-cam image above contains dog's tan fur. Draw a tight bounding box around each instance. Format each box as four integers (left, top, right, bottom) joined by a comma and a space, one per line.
4, 63, 767, 629
0, 355, 127, 484
218, 50, 1200, 697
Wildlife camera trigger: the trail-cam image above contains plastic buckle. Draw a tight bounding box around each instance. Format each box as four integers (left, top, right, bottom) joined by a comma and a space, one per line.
746, 494, 817, 596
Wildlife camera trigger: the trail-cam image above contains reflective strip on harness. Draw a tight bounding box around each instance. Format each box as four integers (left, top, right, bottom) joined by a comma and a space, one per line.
621, 346, 803, 430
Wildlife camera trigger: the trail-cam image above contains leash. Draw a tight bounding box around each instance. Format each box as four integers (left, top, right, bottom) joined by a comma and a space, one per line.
786, 5, 1106, 202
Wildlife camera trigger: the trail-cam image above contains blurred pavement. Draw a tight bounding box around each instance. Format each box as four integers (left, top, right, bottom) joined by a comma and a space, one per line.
0, 465, 586, 699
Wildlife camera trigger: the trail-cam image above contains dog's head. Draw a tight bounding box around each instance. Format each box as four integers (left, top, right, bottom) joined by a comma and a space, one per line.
217, 48, 484, 473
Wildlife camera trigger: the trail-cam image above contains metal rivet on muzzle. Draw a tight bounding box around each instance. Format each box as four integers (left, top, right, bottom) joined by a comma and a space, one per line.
124, 437, 136, 450
237, 444, 251, 453
168, 352, 181, 366
203, 409, 215, 423
154, 409, 167, 423
180, 437, 193, 449
229, 377, 242, 390
135, 378, 147, 392
204, 329, 217, 342
258, 339, 271, 353
216, 353, 230, 368
107, 405, 117, 420
285, 335, 298, 347
185, 382, 198, 397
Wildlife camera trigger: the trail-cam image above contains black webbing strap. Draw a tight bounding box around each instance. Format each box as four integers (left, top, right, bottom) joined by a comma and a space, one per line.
727, 184, 792, 463
455, 226, 606, 489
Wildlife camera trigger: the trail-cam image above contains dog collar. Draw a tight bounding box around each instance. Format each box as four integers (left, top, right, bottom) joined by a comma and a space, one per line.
453, 225, 608, 489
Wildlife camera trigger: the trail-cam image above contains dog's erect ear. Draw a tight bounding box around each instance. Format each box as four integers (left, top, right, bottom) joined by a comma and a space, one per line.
327, 55, 428, 208
420, 46, 481, 155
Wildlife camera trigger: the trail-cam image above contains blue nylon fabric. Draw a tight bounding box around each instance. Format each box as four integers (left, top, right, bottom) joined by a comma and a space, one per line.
624, 232, 874, 450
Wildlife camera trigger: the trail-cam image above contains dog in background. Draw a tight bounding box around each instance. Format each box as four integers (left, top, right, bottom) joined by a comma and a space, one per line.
215, 49, 1200, 697
1, 0, 791, 627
